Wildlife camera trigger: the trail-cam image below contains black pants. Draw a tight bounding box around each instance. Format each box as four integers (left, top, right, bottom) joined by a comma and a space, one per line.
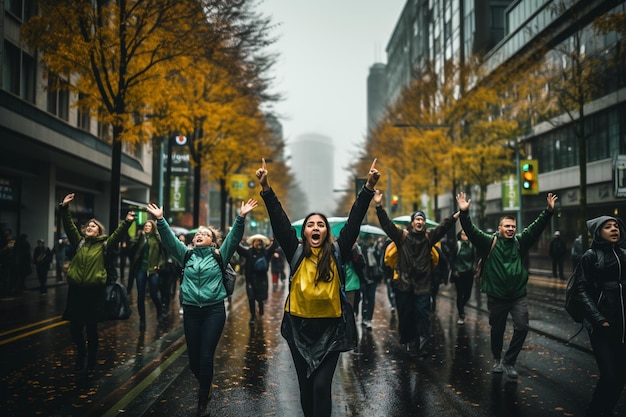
289, 344, 340, 417
454, 270, 474, 318
70, 320, 98, 369
487, 295, 529, 365
183, 302, 226, 394
552, 256, 565, 279
588, 329, 626, 416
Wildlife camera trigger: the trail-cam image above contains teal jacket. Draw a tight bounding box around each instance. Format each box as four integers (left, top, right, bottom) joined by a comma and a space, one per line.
156, 216, 245, 307
460, 209, 552, 300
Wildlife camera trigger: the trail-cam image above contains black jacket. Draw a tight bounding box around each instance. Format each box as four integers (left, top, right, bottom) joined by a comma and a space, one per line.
377, 206, 457, 295
261, 185, 374, 376
576, 215, 626, 342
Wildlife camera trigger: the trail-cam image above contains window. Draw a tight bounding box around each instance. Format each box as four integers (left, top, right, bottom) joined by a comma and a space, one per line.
2, 41, 36, 103
5, 0, 36, 21
97, 108, 112, 143
77, 93, 91, 131
47, 74, 70, 121
2, 41, 20, 95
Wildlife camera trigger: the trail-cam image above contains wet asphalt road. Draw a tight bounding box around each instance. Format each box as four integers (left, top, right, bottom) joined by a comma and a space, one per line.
1, 273, 625, 417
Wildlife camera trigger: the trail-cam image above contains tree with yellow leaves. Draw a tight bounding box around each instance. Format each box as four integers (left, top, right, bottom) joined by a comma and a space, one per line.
21, 0, 278, 230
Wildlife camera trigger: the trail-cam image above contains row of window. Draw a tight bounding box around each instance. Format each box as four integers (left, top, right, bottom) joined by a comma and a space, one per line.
533, 103, 626, 172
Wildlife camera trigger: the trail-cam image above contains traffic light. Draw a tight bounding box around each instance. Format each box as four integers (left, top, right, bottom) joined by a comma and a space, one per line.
521, 159, 538, 195
391, 195, 399, 212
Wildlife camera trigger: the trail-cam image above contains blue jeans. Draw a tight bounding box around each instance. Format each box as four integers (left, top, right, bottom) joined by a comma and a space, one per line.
183, 302, 226, 393
136, 270, 162, 321
487, 295, 529, 365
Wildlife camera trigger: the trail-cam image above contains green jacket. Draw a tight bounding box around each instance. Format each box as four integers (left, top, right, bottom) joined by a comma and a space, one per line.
451, 239, 475, 274
156, 216, 245, 307
459, 209, 552, 300
129, 232, 166, 277
61, 205, 132, 287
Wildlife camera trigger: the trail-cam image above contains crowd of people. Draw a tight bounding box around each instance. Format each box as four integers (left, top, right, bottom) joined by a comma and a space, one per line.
3, 161, 625, 417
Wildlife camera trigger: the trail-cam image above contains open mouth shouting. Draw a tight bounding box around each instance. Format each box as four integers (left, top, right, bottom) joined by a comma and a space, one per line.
304, 214, 328, 248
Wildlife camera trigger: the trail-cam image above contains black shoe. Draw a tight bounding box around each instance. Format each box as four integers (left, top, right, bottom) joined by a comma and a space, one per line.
197, 387, 211, 417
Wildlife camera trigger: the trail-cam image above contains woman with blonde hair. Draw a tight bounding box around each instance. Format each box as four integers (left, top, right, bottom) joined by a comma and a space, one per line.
59, 193, 134, 373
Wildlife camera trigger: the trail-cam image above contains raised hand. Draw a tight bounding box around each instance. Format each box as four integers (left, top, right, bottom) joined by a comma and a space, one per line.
61, 193, 75, 206
456, 192, 471, 211
256, 158, 270, 191
240, 199, 258, 216
125, 211, 136, 222
373, 189, 384, 206
546, 193, 558, 211
365, 159, 380, 190
146, 203, 164, 220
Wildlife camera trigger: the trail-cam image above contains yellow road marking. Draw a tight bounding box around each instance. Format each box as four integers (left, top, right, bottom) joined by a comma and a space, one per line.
0, 320, 67, 346
101, 342, 187, 417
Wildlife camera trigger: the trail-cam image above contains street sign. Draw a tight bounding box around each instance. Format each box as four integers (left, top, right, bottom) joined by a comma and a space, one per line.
502, 174, 520, 211
175, 135, 187, 145
229, 174, 249, 200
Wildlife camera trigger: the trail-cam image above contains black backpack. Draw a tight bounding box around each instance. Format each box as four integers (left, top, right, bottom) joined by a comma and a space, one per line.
565, 248, 626, 324
182, 249, 236, 296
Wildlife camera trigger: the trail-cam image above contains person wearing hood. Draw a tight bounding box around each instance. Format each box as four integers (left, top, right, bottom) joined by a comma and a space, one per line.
146, 199, 257, 417
574, 215, 626, 417
374, 191, 459, 356
456, 191, 556, 379
237, 234, 278, 324
59, 193, 135, 373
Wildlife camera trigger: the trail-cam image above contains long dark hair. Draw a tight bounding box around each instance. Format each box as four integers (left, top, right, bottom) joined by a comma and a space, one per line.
301, 212, 336, 285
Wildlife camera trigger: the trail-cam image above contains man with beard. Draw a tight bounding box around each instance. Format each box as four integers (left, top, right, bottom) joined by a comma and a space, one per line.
374, 190, 459, 356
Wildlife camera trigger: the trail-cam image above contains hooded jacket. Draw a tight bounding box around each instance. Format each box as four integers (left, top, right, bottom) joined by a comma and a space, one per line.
376, 206, 457, 295
460, 208, 552, 300
576, 215, 626, 342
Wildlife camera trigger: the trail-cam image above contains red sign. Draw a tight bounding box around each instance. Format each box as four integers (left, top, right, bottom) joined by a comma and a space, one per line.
175, 135, 187, 145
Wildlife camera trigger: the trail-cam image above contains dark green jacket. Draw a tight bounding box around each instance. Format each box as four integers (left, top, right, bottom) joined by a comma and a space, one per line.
130, 232, 166, 277
61, 205, 132, 287
460, 209, 552, 300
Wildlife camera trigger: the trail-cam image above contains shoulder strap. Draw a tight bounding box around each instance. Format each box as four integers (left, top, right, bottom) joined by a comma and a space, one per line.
212, 249, 226, 275
184, 250, 193, 268
332, 241, 346, 288
486, 236, 497, 258
289, 244, 304, 278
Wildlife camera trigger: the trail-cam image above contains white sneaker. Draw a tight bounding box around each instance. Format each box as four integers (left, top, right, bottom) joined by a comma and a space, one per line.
457, 318, 465, 325
493, 359, 504, 373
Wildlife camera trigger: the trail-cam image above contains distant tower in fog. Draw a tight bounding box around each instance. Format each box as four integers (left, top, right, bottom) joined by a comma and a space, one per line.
367, 62, 387, 133
289, 134, 335, 215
